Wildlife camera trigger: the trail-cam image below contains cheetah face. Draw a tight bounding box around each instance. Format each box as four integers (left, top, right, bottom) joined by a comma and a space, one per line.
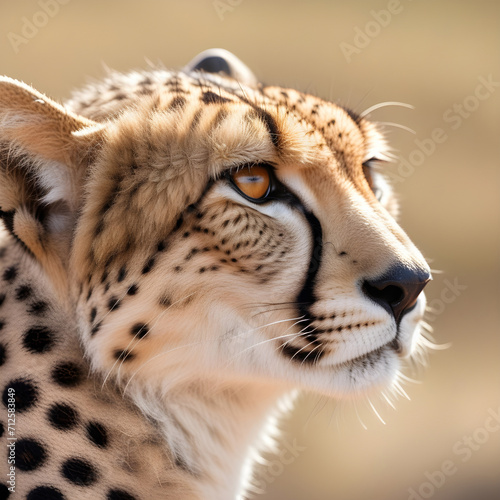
0, 52, 430, 403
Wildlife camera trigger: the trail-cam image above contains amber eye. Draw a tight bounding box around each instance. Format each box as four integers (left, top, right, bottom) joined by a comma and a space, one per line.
231, 165, 271, 201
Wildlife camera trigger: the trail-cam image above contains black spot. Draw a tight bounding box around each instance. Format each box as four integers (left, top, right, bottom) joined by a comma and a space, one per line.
0, 484, 10, 499
51, 362, 84, 387
201, 91, 231, 104
86, 421, 109, 448
114, 349, 134, 362
27, 300, 48, 316
61, 457, 98, 486
127, 284, 138, 295
173, 215, 183, 231
185, 248, 199, 260
189, 109, 203, 130
22, 326, 55, 354
107, 489, 138, 500
3, 266, 17, 283
117, 266, 127, 283
47, 403, 79, 430
182, 231, 190, 238
89, 307, 97, 323
159, 295, 171, 307
168, 96, 186, 110
91, 322, 102, 336
174, 266, 182, 272
16, 438, 47, 471
99, 199, 113, 216
199, 267, 206, 273
0, 294, 5, 307
157, 240, 167, 252
209, 107, 229, 129
94, 220, 104, 236
15, 284, 32, 301
0, 344, 5, 366
141, 257, 155, 274
0, 422, 4, 438
86, 287, 93, 301
130, 323, 149, 339
108, 297, 120, 311
173, 453, 193, 474
2, 379, 38, 412
27, 486, 66, 500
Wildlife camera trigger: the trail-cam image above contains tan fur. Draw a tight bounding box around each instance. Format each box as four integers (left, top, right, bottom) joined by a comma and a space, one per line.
0, 51, 430, 499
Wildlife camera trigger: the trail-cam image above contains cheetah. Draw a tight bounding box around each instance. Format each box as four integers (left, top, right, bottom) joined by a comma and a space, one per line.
0, 49, 431, 499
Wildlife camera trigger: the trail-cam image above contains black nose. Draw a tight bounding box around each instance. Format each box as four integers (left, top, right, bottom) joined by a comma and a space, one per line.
362, 265, 431, 323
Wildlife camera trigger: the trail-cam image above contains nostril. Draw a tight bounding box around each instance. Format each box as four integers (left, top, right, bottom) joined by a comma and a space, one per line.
362, 265, 431, 323
362, 282, 405, 308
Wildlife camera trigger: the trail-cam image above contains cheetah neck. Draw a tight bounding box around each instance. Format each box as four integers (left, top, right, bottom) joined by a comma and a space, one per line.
129, 379, 288, 499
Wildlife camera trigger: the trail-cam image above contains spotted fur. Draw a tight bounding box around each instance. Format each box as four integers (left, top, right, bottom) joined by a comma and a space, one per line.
0, 49, 430, 499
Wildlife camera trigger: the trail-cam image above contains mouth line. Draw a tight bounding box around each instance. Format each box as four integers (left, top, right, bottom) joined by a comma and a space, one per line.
334, 337, 400, 371
344, 345, 386, 369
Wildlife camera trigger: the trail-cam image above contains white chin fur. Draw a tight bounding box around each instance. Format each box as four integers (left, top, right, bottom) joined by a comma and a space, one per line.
320, 346, 400, 398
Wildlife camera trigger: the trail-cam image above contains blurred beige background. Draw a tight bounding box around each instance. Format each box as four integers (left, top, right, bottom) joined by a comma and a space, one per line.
1, 1, 498, 499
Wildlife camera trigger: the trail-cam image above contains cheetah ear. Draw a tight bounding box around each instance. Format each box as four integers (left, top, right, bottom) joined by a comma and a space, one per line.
0, 77, 105, 292
184, 48, 259, 88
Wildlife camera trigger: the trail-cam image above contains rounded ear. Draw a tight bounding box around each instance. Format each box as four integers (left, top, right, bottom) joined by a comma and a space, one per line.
184, 48, 259, 88
0, 77, 105, 293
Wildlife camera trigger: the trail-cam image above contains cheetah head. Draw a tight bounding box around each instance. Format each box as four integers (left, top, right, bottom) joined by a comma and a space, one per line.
0, 51, 430, 406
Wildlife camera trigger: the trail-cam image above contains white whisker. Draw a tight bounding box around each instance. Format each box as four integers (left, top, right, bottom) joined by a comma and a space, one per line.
367, 397, 386, 425
353, 400, 368, 430
381, 391, 396, 410
360, 101, 414, 119
376, 121, 416, 134
393, 379, 411, 401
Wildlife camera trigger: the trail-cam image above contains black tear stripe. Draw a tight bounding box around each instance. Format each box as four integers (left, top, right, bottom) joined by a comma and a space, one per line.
191, 166, 325, 364
281, 209, 326, 365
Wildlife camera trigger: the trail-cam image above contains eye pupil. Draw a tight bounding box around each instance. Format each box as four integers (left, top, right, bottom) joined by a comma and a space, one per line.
232, 165, 271, 201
